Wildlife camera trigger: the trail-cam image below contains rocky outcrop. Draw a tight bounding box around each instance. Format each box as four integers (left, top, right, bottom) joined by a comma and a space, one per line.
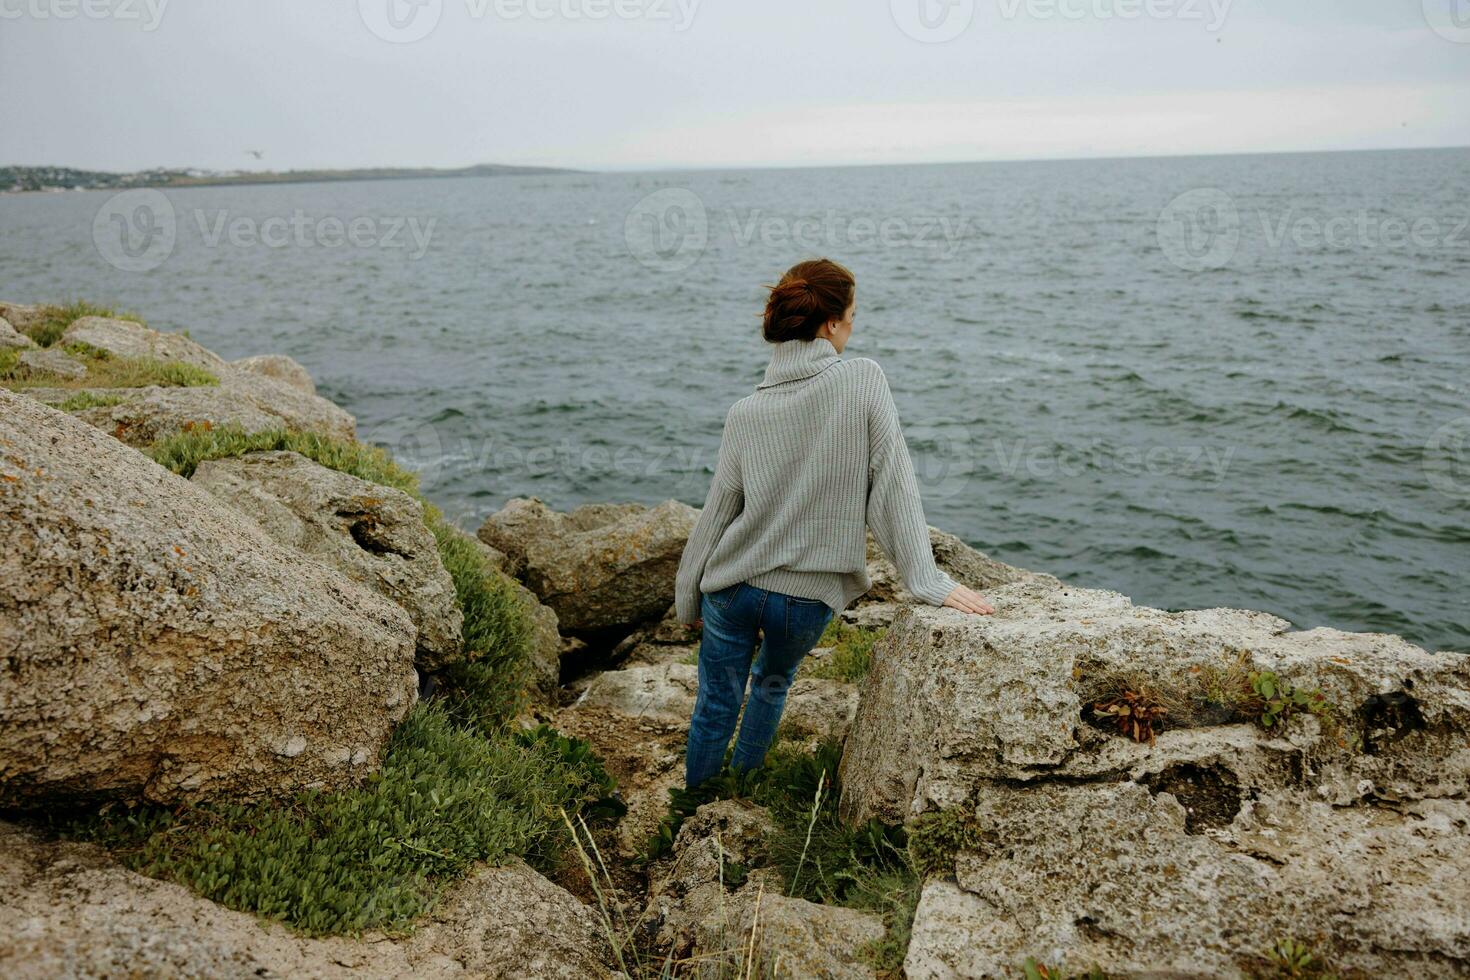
231, 353, 317, 394
840, 576, 1470, 823
0, 316, 34, 350
478, 496, 697, 633
647, 799, 778, 950
191, 450, 463, 670
903, 787, 1470, 979
0, 822, 616, 979
44, 316, 355, 444
0, 390, 418, 806
861, 526, 1041, 607
836, 574, 1470, 976
62, 315, 230, 373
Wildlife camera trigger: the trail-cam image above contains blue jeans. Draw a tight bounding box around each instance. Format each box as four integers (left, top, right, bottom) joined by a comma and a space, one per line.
685, 581, 834, 789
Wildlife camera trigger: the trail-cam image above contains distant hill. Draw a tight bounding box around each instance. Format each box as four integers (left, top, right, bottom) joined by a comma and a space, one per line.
1, 163, 583, 193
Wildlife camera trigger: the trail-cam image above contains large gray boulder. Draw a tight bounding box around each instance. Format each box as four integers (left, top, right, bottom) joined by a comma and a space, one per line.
0, 390, 418, 806
836, 574, 1470, 976
231, 353, 317, 394
478, 496, 697, 633
0, 822, 616, 979
15, 347, 86, 380
902, 785, 1470, 979
840, 577, 1470, 824
0, 302, 47, 339
191, 450, 464, 670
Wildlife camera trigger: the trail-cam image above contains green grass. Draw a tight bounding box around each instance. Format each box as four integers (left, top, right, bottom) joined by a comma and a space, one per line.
800, 620, 883, 683
1, 341, 218, 391
55, 391, 129, 411
20, 301, 142, 348
63, 703, 609, 936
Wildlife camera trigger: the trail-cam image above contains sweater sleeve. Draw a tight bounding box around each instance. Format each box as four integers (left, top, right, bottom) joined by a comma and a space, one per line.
864, 364, 958, 607
674, 412, 744, 624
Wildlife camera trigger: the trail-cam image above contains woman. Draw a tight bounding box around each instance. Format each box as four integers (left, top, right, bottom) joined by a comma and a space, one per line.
674, 258, 995, 789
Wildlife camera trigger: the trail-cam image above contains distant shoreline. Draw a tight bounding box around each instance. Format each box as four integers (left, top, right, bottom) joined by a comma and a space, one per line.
0, 163, 585, 195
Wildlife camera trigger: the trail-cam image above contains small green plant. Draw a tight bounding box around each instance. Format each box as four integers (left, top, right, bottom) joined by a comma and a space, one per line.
801, 620, 883, 683
1020, 958, 1109, 980
56, 390, 128, 411
0, 345, 218, 391
1258, 937, 1339, 979
63, 703, 609, 936
1250, 671, 1333, 732
907, 806, 986, 876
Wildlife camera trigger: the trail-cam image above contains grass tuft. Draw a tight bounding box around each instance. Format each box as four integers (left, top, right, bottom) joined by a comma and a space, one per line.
62, 703, 608, 936
0, 345, 218, 392
800, 620, 883, 683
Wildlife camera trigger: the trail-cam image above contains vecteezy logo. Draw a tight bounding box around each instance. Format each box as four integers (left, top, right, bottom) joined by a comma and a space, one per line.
1424, 0, 1470, 42
359, 0, 442, 43
1424, 417, 1470, 500
623, 188, 709, 273
891, 0, 975, 42
1156, 188, 1240, 272
92, 189, 177, 273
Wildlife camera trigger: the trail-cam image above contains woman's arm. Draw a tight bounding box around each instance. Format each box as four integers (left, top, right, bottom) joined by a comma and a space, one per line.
674, 413, 744, 624
864, 363, 961, 606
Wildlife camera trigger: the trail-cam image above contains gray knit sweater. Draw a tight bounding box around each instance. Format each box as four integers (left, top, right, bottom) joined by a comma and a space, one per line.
674, 337, 959, 624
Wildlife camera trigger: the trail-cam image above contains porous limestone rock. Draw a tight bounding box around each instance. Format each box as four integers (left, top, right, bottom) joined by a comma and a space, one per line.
478, 496, 697, 633
647, 799, 778, 951
191, 450, 463, 670
0, 390, 417, 806
0, 822, 616, 979
693, 881, 885, 980
901, 783, 1470, 979
231, 353, 317, 394
839, 576, 1470, 824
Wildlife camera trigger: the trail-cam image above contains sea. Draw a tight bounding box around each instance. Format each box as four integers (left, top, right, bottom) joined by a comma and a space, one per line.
2, 147, 1466, 652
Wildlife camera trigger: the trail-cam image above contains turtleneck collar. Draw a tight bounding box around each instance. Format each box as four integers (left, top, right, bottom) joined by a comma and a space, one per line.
757, 337, 842, 389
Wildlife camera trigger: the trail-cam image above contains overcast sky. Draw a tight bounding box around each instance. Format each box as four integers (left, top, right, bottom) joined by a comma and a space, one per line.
3, 0, 1467, 172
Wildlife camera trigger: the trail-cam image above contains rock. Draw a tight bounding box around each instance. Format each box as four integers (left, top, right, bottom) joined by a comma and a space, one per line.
191, 450, 463, 670
15, 347, 87, 380
647, 799, 778, 951
0, 302, 47, 339
400, 858, 616, 978
861, 526, 1041, 607
50, 317, 355, 445
576, 663, 701, 725
839, 577, 1470, 825
694, 882, 885, 980
73, 372, 356, 446
61, 315, 229, 372
576, 662, 856, 743
0, 822, 616, 979
0, 316, 34, 351
478, 496, 697, 633
0, 390, 418, 806
231, 353, 316, 394
902, 784, 1470, 979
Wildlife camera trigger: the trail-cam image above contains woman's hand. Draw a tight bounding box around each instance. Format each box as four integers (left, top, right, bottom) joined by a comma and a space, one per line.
943, 584, 995, 615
